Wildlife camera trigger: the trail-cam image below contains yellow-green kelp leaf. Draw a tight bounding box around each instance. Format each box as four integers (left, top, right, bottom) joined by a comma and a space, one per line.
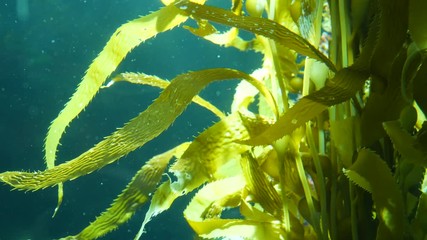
134, 180, 182, 240
329, 116, 361, 168
0, 68, 272, 191
109, 72, 226, 119
182, 12, 251, 52
170, 112, 271, 193
60, 143, 190, 240
44, 1, 205, 167
344, 149, 405, 240
43, 1, 205, 215
245, 67, 368, 145
134, 113, 270, 239
175, 1, 336, 72
241, 151, 283, 219
184, 176, 284, 239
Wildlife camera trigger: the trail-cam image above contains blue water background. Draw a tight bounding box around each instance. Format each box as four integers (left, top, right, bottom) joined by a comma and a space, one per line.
0, 0, 261, 239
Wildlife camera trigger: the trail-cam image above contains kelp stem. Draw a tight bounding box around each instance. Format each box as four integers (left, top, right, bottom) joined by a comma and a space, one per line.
349, 182, 359, 240
294, 144, 322, 236
338, 0, 349, 68
268, 40, 289, 112
306, 123, 329, 239
266, 0, 288, 112
329, 137, 338, 240
274, 138, 292, 233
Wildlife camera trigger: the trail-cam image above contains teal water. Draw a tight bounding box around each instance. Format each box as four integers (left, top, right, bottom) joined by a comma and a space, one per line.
0, 1, 261, 239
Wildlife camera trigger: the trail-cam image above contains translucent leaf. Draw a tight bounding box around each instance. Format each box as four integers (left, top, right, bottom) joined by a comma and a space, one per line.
175, 1, 336, 72
245, 67, 368, 145
183, 19, 250, 51
0, 68, 271, 190
170, 112, 270, 193
134, 180, 183, 240
44, 3, 202, 168
184, 177, 283, 239
42, 2, 205, 215
109, 72, 226, 119
132, 112, 268, 239
329, 116, 361, 168
241, 151, 283, 219
60, 143, 190, 240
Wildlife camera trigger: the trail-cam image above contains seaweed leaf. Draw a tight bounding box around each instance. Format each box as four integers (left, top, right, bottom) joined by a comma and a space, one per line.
60, 143, 190, 240
0, 68, 271, 190
183, 176, 284, 239
175, 1, 337, 72
240, 151, 283, 219
134, 112, 270, 239
44, 2, 203, 167
344, 149, 405, 240
43, 2, 205, 215
170, 111, 270, 193
108, 72, 226, 119
245, 67, 368, 145
383, 120, 427, 167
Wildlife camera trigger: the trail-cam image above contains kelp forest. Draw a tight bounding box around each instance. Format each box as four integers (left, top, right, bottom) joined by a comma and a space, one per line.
1, 0, 427, 239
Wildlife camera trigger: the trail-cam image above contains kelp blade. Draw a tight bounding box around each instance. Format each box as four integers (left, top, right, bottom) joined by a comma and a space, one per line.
110, 72, 226, 119
60, 143, 190, 240
241, 151, 283, 219
176, 1, 336, 72
344, 149, 405, 239
170, 112, 270, 192
134, 113, 270, 239
245, 67, 368, 145
42, 2, 204, 215
184, 177, 283, 239
0, 68, 273, 190
44, 3, 203, 167
383, 120, 427, 167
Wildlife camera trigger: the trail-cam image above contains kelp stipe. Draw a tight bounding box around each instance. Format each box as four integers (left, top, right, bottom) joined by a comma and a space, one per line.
1, 0, 427, 239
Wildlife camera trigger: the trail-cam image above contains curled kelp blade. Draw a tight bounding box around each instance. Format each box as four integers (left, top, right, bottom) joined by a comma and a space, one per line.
59, 143, 190, 240
344, 149, 405, 239
184, 18, 251, 51
44, 2, 205, 168
240, 151, 283, 219
43, 1, 205, 216
0, 68, 273, 191
244, 67, 368, 145
175, 1, 336, 72
184, 176, 284, 239
108, 72, 226, 119
135, 112, 270, 239
170, 111, 271, 193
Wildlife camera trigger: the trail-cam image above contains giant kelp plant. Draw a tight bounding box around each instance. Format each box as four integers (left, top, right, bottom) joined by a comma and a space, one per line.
1, 0, 427, 239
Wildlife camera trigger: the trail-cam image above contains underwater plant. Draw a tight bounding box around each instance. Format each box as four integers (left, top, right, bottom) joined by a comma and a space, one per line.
1, 0, 427, 239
